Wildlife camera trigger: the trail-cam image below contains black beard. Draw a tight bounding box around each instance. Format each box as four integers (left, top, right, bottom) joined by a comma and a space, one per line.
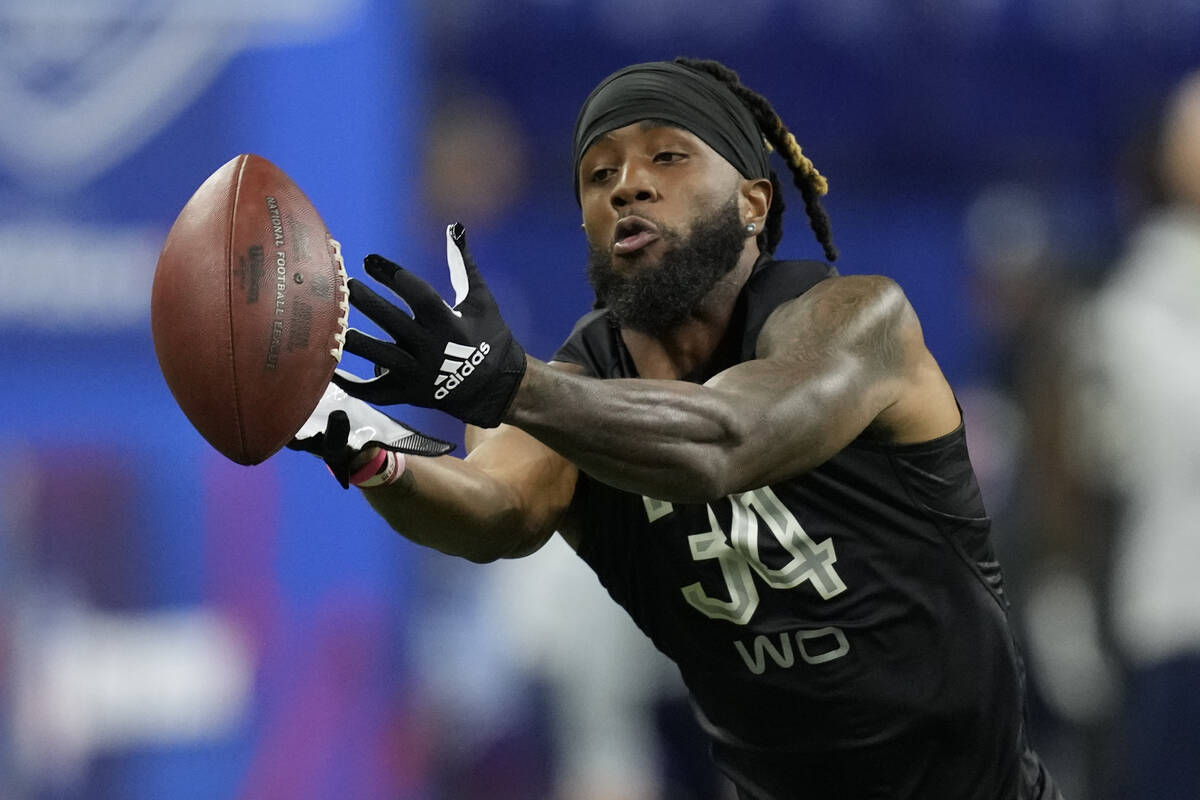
586, 198, 746, 336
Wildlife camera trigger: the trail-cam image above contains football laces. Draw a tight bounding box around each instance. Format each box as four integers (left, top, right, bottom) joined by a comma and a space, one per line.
329, 236, 350, 361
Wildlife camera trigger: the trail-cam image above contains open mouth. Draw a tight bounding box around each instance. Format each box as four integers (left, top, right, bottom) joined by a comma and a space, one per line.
612, 215, 661, 256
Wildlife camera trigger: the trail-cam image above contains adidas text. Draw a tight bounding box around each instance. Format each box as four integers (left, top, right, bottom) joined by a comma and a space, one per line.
434, 341, 491, 400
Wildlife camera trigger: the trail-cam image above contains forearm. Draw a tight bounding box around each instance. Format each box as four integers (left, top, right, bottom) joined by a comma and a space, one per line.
356, 451, 549, 563
352, 420, 576, 562
506, 357, 748, 502
506, 350, 891, 502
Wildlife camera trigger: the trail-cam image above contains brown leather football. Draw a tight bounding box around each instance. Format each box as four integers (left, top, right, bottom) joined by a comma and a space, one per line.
152, 154, 349, 465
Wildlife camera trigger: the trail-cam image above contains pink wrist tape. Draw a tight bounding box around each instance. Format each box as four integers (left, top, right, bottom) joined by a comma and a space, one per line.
350, 449, 407, 488
348, 448, 388, 487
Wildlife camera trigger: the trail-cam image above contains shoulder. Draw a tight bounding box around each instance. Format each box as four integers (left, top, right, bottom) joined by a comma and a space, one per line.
756, 274, 914, 363
734, 257, 838, 360
757, 274, 960, 443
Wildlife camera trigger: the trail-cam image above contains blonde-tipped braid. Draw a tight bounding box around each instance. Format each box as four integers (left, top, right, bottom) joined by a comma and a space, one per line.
782, 132, 829, 197
674, 57, 838, 262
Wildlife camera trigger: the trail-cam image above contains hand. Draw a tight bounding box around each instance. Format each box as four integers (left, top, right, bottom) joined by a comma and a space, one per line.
288, 379, 454, 488
332, 223, 527, 428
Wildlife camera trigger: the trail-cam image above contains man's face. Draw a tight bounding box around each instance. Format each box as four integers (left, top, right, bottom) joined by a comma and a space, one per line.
578, 122, 753, 334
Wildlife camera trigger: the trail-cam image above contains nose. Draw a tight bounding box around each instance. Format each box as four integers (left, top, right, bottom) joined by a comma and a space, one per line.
610, 163, 658, 209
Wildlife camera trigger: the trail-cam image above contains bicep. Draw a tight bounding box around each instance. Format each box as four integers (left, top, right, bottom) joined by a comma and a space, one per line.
702, 355, 894, 492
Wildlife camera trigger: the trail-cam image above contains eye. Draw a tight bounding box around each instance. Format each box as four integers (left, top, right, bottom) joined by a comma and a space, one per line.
654, 151, 687, 164
589, 167, 616, 184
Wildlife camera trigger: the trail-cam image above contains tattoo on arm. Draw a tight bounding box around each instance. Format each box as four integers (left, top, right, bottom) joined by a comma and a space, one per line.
756, 275, 909, 375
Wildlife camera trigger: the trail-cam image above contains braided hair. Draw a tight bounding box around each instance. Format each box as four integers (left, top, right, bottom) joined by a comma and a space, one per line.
674, 57, 838, 262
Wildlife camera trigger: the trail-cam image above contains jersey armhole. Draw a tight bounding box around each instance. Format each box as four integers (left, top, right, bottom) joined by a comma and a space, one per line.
558, 473, 592, 554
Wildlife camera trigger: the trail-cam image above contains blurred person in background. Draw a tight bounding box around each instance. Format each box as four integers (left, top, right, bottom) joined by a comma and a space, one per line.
959, 184, 1120, 799
295, 58, 1061, 798
1073, 69, 1200, 800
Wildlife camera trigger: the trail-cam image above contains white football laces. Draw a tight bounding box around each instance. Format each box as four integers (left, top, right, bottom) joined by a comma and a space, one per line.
329, 236, 350, 361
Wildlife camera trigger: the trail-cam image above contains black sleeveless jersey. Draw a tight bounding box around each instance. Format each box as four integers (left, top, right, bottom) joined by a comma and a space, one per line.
552, 259, 1060, 800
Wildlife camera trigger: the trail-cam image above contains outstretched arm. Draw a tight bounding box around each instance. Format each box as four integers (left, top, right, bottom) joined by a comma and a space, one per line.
505, 275, 960, 502
332, 229, 957, 514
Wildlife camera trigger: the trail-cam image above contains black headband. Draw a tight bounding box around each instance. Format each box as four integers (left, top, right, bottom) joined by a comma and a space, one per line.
572, 61, 769, 201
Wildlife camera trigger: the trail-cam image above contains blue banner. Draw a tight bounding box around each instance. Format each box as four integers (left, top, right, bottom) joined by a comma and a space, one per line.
0, 2, 430, 798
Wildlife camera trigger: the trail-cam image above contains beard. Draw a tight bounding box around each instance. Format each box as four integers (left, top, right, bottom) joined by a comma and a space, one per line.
586, 196, 746, 336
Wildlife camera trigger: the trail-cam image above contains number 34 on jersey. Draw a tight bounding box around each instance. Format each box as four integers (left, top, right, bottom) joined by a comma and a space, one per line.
643, 486, 850, 673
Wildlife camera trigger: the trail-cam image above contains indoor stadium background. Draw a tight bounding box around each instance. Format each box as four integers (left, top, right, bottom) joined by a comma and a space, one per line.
1, 1, 1197, 798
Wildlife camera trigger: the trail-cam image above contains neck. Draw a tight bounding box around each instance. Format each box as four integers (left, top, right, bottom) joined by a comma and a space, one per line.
621, 247, 760, 380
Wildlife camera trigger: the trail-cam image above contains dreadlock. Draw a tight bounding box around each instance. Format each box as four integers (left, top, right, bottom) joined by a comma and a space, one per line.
674, 57, 838, 262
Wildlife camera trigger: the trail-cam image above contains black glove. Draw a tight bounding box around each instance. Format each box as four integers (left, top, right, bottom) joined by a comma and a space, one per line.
331, 223, 526, 428
288, 380, 454, 488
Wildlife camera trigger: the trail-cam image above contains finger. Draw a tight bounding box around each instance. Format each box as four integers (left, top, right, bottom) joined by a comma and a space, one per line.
360, 252, 401, 283
342, 328, 421, 374
446, 222, 494, 306
316, 413, 351, 488
346, 279, 427, 346
320, 410, 353, 488
445, 223, 471, 308
324, 409, 350, 451
348, 277, 415, 331
334, 336, 424, 407
331, 369, 400, 406
364, 254, 448, 321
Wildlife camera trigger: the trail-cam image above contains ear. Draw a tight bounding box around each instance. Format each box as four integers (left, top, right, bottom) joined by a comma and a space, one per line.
739, 177, 772, 231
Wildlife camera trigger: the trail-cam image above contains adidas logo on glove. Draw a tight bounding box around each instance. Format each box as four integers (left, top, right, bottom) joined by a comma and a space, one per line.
331, 224, 527, 429
434, 341, 491, 399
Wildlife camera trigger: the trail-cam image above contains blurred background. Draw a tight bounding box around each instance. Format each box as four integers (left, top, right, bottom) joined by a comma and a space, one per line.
1, 0, 1198, 798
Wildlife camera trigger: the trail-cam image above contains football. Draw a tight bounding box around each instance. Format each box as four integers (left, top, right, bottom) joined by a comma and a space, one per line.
151, 154, 349, 465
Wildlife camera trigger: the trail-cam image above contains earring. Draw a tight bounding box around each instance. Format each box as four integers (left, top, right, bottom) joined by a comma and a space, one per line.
745, 223, 756, 233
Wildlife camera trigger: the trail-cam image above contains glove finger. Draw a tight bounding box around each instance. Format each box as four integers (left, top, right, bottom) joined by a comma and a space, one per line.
444, 222, 471, 308
324, 409, 351, 452
346, 278, 428, 347
364, 254, 449, 322
342, 328, 420, 374
331, 370, 399, 406
325, 368, 390, 412
332, 344, 423, 407
320, 410, 354, 488
348, 277, 417, 333
447, 222, 495, 308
